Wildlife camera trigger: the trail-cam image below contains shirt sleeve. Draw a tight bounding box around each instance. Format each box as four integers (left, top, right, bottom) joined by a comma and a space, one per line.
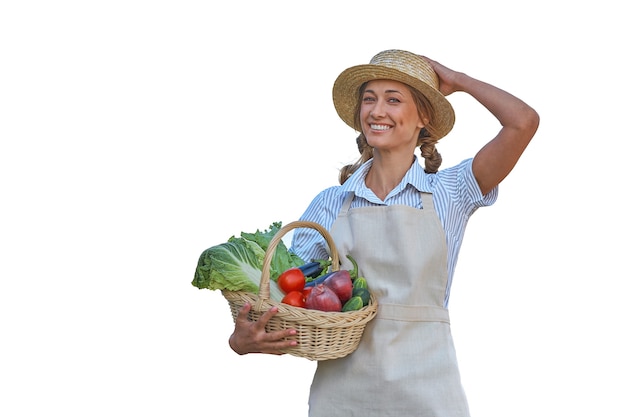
437, 158, 498, 218
289, 186, 340, 262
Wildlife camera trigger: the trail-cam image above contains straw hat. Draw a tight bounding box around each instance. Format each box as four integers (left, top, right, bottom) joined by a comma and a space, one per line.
332, 49, 455, 138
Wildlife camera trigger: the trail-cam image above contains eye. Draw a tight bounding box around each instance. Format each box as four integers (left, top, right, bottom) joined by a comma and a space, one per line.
388, 96, 401, 103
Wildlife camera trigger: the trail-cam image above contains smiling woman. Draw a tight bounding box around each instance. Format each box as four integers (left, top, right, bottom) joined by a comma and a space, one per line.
3, 1, 624, 416
226, 49, 539, 417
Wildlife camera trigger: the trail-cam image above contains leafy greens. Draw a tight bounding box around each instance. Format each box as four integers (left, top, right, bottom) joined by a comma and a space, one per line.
192, 222, 305, 302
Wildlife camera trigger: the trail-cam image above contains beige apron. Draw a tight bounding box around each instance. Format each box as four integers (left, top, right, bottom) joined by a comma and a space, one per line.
308, 192, 470, 417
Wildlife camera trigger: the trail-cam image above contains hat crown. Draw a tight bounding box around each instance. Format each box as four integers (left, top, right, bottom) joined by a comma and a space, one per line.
368, 50, 439, 91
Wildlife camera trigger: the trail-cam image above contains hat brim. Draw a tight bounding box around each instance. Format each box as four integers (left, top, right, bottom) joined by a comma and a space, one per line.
332, 64, 455, 139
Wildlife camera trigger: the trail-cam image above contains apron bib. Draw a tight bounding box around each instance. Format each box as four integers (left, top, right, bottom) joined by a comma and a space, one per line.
308, 192, 471, 417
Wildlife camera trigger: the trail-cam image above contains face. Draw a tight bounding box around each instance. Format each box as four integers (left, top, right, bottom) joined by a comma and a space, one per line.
359, 79, 426, 153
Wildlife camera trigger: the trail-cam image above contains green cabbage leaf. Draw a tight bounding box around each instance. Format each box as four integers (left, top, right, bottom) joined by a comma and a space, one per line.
192, 222, 304, 302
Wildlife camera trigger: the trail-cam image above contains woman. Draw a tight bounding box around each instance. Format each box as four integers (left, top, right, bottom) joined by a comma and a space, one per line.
229, 50, 539, 416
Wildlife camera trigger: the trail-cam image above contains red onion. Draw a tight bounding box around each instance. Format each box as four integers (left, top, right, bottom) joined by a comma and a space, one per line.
304, 284, 342, 312
324, 270, 353, 303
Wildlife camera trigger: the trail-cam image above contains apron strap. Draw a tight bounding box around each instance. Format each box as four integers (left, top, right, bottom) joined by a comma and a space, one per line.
339, 192, 355, 215
420, 192, 435, 211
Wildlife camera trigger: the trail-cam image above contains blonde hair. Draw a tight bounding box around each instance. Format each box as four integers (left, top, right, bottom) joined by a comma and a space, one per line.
338, 82, 444, 184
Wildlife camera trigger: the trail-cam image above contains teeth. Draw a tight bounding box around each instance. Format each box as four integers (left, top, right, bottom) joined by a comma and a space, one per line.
371, 124, 390, 131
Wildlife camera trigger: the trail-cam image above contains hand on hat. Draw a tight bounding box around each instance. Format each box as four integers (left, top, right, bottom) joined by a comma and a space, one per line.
420, 56, 462, 97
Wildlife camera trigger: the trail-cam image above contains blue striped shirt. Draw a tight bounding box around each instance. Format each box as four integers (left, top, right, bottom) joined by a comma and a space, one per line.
290, 157, 498, 307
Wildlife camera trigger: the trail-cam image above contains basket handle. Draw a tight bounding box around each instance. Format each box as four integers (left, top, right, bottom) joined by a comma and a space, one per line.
258, 221, 340, 302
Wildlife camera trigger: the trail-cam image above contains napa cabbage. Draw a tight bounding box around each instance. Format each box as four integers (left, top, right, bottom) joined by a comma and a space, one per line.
192, 222, 304, 302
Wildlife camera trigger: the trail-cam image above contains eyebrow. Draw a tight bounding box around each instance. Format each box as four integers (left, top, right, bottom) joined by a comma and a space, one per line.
364, 88, 405, 95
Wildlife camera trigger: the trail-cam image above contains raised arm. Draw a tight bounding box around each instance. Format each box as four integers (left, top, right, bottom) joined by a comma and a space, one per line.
422, 57, 540, 195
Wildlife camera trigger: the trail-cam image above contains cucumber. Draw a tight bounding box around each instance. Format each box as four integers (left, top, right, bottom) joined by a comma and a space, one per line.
353, 277, 368, 290
352, 287, 370, 305
342, 296, 364, 312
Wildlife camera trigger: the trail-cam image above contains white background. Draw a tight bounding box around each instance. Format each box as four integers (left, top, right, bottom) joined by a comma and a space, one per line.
1, 1, 624, 416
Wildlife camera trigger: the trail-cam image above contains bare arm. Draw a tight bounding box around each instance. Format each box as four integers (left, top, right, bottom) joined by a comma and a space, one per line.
422, 57, 540, 195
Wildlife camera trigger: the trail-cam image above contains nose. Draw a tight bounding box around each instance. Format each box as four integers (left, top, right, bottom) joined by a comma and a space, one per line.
370, 101, 385, 118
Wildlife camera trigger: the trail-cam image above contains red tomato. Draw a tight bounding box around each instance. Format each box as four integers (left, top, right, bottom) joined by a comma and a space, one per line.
282, 290, 305, 307
277, 268, 306, 294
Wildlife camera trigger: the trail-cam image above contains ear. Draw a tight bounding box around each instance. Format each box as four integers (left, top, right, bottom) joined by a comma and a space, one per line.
414, 117, 427, 139
417, 112, 429, 128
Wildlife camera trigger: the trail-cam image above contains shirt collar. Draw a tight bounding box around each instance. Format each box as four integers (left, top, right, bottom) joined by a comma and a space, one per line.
339, 157, 434, 203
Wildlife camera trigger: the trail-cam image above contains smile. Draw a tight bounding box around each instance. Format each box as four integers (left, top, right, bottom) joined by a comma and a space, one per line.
370, 124, 391, 131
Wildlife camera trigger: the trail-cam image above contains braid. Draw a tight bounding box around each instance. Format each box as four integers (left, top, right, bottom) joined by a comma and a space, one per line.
418, 128, 442, 173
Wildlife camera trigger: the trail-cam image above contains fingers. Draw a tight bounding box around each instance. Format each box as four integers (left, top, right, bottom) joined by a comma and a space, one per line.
254, 304, 280, 329
419, 57, 460, 96
234, 301, 252, 323
420, 55, 441, 71
232, 303, 298, 355
235, 303, 278, 329
260, 327, 299, 355
252, 305, 298, 343
420, 55, 434, 65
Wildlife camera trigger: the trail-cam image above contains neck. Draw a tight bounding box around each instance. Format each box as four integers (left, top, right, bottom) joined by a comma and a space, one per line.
365, 151, 415, 200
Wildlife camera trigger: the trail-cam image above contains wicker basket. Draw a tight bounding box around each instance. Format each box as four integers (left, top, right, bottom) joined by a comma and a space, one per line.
222, 220, 378, 361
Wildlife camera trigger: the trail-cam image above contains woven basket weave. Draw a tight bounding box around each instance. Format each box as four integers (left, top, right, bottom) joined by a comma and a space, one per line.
222, 220, 378, 361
